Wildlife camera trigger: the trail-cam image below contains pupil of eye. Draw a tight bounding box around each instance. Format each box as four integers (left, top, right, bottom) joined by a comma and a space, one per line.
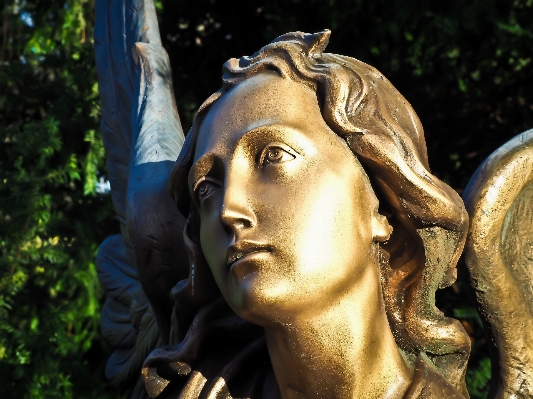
268, 148, 281, 160
198, 183, 207, 193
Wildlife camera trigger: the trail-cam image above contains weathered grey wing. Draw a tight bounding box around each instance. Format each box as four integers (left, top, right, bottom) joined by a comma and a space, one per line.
463, 129, 533, 398
94, 0, 188, 395
96, 235, 161, 395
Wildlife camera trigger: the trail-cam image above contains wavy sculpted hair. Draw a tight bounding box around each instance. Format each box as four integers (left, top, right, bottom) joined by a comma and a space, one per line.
154, 30, 470, 397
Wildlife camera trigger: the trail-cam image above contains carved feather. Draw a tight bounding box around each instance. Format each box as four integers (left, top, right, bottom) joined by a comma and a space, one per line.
94, 0, 188, 394
463, 129, 533, 398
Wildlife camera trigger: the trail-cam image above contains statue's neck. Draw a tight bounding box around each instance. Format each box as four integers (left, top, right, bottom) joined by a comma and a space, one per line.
264, 264, 413, 399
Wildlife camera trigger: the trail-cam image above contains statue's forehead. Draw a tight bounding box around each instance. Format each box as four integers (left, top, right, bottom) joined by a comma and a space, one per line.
194, 73, 321, 157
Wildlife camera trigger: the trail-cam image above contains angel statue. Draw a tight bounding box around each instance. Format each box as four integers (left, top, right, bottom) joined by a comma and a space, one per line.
94, 0, 533, 398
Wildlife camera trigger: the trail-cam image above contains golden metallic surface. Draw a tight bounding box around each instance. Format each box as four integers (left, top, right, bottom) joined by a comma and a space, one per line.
141, 30, 473, 398
463, 129, 533, 398
192, 72, 410, 398
142, 366, 170, 398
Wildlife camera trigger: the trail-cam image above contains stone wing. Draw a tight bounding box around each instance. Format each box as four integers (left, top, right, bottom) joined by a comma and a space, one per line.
94, 0, 189, 396
463, 129, 533, 398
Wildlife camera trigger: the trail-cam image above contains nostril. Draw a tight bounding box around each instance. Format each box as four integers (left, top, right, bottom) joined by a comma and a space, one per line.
220, 207, 254, 233
221, 216, 250, 231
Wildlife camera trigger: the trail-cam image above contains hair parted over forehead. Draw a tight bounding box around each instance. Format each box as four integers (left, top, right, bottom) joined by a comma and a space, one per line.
169, 30, 470, 392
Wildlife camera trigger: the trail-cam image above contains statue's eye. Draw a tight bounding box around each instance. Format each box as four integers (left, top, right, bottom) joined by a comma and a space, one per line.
261, 144, 296, 165
193, 177, 219, 202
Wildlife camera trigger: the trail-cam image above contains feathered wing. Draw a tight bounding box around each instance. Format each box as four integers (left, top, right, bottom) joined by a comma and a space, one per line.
463, 129, 533, 399
94, 0, 188, 395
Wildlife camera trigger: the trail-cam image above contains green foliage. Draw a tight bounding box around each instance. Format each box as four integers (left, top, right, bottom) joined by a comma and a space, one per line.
467, 357, 491, 399
0, 1, 119, 398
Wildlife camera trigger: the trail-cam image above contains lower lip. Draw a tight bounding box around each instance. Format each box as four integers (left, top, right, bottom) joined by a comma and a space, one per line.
229, 250, 270, 270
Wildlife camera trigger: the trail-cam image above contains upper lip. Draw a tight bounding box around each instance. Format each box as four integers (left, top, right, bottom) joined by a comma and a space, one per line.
226, 241, 272, 266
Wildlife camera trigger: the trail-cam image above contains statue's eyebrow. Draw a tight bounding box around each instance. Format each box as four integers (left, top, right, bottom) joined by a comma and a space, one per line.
235, 124, 308, 157
189, 153, 216, 189
188, 123, 311, 189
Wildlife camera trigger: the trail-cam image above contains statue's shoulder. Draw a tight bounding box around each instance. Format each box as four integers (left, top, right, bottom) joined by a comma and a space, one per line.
403, 354, 466, 399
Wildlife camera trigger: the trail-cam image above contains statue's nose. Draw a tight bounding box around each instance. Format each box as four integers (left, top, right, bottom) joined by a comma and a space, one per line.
219, 172, 256, 234
220, 203, 254, 233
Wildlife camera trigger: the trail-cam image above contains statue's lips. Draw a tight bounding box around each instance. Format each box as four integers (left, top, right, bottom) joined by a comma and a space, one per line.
226, 241, 272, 267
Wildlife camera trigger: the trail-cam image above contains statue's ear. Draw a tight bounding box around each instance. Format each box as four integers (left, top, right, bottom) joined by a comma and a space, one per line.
372, 211, 392, 243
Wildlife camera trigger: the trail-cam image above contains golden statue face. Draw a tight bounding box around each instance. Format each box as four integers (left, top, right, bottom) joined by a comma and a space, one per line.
190, 72, 390, 325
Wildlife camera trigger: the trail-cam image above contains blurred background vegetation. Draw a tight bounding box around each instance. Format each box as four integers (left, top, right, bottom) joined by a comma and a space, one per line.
1, 0, 532, 398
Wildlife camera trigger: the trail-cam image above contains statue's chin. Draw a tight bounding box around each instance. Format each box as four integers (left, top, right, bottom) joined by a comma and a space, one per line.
224, 270, 327, 328
224, 276, 291, 327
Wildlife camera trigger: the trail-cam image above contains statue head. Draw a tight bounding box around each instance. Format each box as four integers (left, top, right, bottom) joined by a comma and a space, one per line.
168, 30, 470, 394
